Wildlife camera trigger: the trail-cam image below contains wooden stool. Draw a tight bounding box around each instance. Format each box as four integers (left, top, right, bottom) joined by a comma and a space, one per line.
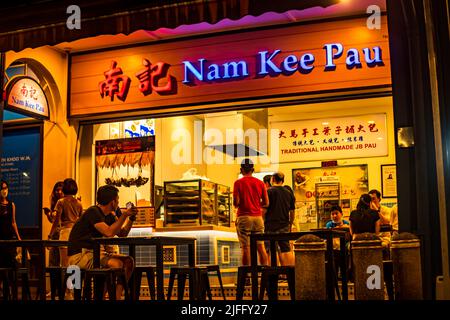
236, 266, 267, 300
197, 264, 226, 300
0, 268, 13, 300
134, 266, 156, 300
83, 268, 115, 301
14, 268, 32, 301
45, 266, 65, 300
167, 267, 211, 300
259, 266, 295, 300
111, 268, 131, 300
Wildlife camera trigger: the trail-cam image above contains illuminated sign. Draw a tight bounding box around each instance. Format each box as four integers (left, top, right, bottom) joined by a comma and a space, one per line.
273, 113, 388, 163
71, 16, 392, 118
182, 44, 383, 84
6, 77, 49, 119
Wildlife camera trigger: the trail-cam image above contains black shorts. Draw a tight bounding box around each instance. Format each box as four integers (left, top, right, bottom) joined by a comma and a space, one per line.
264, 225, 291, 253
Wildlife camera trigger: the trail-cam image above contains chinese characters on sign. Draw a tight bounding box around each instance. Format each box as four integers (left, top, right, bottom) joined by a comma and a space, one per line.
6, 77, 49, 119
274, 114, 388, 162
99, 60, 176, 101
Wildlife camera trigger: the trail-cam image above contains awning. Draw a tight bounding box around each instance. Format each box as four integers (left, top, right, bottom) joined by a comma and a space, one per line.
0, 0, 338, 52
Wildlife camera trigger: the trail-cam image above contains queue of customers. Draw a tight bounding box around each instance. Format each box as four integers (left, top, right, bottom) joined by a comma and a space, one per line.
233, 158, 399, 269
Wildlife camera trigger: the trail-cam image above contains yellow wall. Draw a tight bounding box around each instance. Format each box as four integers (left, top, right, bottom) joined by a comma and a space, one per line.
6, 47, 73, 239
204, 96, 397, 204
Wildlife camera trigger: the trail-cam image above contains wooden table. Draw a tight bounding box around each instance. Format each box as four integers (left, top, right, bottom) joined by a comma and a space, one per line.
250, 229, 348, 301
92, 236, 196, 300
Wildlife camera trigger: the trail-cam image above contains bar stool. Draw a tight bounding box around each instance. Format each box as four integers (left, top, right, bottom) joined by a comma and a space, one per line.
134, 266, 156, 300
111, 268, 131, 300
197, 264, 226, 300
167, 267, 211, 300
0, 268, 13, 300
14, 268, 32, 301
0, 267, 32, 301
259, 266, 295, 300
45, 266, 65, 300
236, 265, 268, 300
83, 268, 116, 301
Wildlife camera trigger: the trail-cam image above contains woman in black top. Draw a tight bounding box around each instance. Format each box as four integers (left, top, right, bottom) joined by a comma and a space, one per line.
0, 180, 22, 267
349, 193, 381, 239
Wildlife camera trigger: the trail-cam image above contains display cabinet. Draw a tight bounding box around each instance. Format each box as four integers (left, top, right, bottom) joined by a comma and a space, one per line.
164, 179, 231, 227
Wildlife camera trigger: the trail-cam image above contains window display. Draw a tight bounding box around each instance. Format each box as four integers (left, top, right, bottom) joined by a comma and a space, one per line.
292, 164, 368, 231
164, 179, 231, 227
95, 136, 155, 226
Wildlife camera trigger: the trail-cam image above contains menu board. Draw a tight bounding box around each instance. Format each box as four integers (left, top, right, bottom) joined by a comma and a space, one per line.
0, 127, 41, 227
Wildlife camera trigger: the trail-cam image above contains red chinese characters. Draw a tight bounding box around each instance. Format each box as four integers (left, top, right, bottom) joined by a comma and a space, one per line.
20, 85, 28, 97
135, 59, 177, 96
369, 123, 379, 132
290, 130, 298, 138
99, 61, 131, 101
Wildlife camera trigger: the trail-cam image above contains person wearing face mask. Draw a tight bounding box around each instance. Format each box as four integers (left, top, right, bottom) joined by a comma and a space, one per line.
68, 185, 137, 300
0, 180, 21, 268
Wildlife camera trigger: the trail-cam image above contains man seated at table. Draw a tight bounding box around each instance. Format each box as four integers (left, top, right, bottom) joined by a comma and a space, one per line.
68, 185, 138, 299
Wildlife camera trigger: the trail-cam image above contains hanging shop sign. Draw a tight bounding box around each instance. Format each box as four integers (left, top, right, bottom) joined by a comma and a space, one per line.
274, 113, 388, 162
6, 76, 49, 120
70, 16, 391, 118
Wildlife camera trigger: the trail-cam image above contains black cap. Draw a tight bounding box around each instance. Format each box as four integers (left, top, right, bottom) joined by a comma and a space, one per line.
241, 158, 254, 170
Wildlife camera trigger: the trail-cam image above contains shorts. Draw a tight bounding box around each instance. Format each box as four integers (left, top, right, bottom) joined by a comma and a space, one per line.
59, 227, 72, 249
67, 248, 115, 269
264, 225, 291, 253
236, 215, 264, 248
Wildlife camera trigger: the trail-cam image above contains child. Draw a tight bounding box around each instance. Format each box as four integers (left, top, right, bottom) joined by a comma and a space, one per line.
326, 205, 349, 229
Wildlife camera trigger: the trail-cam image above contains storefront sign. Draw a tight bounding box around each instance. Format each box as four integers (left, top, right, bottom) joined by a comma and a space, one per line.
70, 17, 391, 118
6, 77, 49, 119
182, 44, 383, 85
274, 114, 388, 162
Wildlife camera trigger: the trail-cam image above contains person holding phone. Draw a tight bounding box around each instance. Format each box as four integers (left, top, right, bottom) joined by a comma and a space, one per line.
68, 185, 138, 300
43, 181, 64, 267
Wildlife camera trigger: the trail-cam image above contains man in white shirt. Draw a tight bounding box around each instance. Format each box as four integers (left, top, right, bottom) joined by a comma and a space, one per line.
369, 189, 392, 250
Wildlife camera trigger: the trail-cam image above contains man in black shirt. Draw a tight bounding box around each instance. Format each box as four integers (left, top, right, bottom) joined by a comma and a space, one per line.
264, 172, 295, 266
68, 185, 138, 299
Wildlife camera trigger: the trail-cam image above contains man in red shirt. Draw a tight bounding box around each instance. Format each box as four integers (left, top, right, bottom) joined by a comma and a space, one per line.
233, 159, 269, 266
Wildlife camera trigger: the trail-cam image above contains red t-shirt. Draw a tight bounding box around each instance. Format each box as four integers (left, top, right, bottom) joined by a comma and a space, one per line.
233, 176, 266, 217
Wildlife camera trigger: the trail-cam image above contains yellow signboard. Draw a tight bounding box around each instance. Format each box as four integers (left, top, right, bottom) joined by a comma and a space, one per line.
274, 113, 388, 162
